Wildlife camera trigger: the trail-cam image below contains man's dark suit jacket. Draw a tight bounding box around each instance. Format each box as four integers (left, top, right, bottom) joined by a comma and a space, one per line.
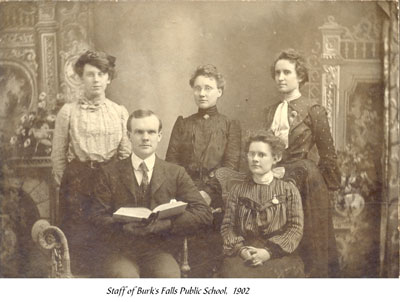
89, 155, 213, 254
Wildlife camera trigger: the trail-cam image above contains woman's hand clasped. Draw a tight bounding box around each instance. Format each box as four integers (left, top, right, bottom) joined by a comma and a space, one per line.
240, 246, 271, 267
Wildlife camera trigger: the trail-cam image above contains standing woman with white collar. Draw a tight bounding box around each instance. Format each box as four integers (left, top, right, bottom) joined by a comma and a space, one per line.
51, 50, 131, 275
264, 49, 341, 277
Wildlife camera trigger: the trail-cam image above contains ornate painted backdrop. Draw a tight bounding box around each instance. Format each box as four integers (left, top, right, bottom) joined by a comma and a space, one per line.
380, 1, 399, 278
0, 1, 398, 278
0, 1, 93, 277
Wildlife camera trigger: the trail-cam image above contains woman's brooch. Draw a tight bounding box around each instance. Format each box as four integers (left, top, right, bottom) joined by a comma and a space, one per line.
272, 194, 280, 205
289, 110, 298, 125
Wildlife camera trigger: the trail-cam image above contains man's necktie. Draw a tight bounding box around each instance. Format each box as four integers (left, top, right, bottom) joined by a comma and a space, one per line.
139, 161, 149, 195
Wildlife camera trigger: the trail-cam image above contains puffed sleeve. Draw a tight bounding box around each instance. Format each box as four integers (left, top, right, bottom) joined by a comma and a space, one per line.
222, 119, 242, 171
51, 103, 71, 186
309, 105, 341, 190
220, 184, 245, 256
264, 182, 303, 258
165, 116, 184, 165
117, 105, 131, 159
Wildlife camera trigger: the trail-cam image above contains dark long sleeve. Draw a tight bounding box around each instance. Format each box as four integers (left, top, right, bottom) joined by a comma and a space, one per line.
220, 185, 245, 256
170, 166, 213, 235
222, 119, 242, 170
309, 105, 341, 190
165, 116, 184, 165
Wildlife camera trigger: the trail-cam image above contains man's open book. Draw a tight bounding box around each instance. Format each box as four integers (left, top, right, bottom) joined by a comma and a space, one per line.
113, 200, 187, 222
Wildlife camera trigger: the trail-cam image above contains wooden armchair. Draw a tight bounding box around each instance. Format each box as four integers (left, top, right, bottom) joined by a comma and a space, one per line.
31, 219, 191, 278
215, 167, 247, 207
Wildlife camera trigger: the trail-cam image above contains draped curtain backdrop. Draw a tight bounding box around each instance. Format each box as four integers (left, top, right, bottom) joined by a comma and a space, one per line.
379, 1, 399, 278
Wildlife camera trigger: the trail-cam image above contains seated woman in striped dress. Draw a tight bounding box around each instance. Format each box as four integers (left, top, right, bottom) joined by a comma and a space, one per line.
220, 132, 304, 277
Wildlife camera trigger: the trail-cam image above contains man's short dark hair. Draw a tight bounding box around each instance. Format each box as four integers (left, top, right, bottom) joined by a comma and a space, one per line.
127, 109, 162, 132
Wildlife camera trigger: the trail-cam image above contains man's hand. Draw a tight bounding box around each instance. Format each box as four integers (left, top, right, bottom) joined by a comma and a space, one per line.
199, 190, 212, 205
123, 219, 171, 237
241, 246, 271, 267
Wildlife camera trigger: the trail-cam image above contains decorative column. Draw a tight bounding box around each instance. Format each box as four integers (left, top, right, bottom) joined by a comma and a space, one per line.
319, 16, 344, 146
35, 2, 59, 110
318, 14, 384, 277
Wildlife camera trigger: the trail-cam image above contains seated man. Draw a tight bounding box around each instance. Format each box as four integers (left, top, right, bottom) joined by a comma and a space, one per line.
89, 109, 213, 278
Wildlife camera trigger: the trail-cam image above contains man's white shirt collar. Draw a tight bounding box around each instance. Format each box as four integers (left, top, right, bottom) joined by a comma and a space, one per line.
130, 153, 156, 185
131, 152, 156, 171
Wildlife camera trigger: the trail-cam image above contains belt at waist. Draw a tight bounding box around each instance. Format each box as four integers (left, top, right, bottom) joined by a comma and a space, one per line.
69, 157, 116, 169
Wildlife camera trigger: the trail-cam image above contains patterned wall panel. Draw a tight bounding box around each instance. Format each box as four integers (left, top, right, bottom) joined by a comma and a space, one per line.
0, 3, 39, 134
57, 2, 93, 104
316, 14, 386, 277
0, 2, 93, 277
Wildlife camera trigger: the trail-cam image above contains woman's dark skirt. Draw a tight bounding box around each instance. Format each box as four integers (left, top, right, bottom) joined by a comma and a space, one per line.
280, 159, 339, 277
58, 159, 114, 276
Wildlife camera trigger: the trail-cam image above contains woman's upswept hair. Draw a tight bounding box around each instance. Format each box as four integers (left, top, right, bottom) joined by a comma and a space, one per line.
74, 50, 117, 80
270, 49, 309, 87
245, 130, 286, 158
189, 64, 226, 93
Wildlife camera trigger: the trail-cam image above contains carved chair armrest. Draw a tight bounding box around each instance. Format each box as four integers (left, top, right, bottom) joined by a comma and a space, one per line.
31, 219, 73, 278
32, 220, 192, 278
215, 167, 247, 207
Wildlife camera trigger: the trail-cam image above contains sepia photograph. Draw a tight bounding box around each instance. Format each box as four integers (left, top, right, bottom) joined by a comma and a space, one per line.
0, 0, 398, 295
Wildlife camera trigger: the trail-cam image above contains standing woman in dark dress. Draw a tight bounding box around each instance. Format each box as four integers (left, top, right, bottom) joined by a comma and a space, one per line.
264, 49, 341, 277
51, 50, 131, 274
166, 64, 241, 276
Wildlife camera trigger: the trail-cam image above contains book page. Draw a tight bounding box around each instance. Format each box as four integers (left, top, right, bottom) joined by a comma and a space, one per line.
153, 201, 187, 213
113, 207, 152, 220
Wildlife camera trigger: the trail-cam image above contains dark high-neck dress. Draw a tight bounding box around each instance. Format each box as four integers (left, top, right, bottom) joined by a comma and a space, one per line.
166, 105, 242, 277
264, 96, 341, 277
166, 106, 242, 209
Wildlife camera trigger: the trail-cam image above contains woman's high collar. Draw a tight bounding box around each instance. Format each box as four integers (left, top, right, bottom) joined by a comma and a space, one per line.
82, 93, 106, 105
282, 90, 301, 103
197, 106, 219, 118
252, 170, 274, 185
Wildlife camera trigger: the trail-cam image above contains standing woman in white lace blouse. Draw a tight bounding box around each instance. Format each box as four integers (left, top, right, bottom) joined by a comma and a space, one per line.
51, 50, 131, 274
